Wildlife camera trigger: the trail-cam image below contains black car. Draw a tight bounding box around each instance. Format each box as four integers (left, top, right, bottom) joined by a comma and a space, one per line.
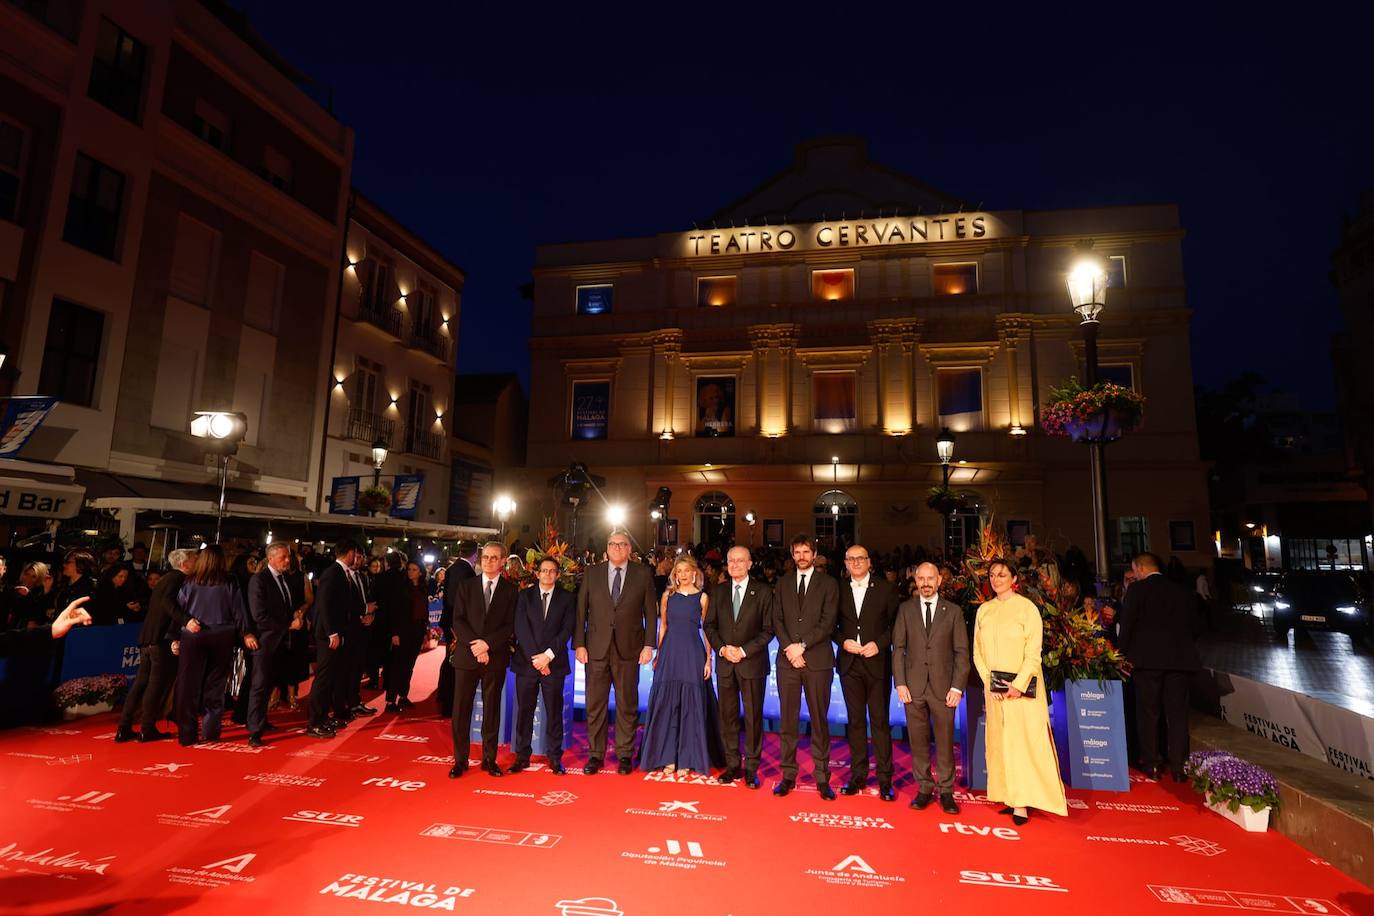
1272, 572, 1371, 641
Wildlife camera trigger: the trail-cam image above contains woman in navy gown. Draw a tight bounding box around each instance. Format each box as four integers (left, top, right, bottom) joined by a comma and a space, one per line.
640, 557, 724, 775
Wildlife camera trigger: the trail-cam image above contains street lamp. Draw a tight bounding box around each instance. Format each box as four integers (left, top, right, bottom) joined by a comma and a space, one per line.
935, 427, 956, 556
492, 494, 516, 541
190, 410, 247, 544
1066, 242, 1112, 594
371, 436, 389, 487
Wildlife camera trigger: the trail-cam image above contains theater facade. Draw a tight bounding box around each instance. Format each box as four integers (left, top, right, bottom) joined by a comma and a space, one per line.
520, 138, 1208, 568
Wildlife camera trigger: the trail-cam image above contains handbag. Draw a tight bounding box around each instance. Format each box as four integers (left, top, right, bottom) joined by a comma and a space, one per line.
989, 670, 1037, 698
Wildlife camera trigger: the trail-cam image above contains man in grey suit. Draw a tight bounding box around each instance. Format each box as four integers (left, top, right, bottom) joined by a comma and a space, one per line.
705, 546, 772, 788
894, 561, 969, 814
574, 531, 656, 775
771, 534, 839, 800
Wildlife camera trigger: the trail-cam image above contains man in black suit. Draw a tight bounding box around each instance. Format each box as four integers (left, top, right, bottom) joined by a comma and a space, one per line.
705, 546, 772, 788
771, 533, 839, 799
1119, 551, 1203, 781
510, 556, 575, 775
833, 544, 900, 801
894, 561, 969, 813
437, 542, 477, 718
115, 549, 192, 743
342, 549, 378, 718
449, 542, 517, 778
243, 542, 296, 747
574, 530, 656, 775
308, 539, 366, 738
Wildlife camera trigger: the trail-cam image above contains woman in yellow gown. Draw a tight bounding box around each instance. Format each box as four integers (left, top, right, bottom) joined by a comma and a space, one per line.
974, 559, 1067, 824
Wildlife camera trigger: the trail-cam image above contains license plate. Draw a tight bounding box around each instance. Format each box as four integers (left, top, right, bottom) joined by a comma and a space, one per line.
1300, 615, 1326, 623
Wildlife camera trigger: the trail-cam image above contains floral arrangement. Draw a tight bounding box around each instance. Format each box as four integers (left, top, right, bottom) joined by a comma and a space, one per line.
518, 520, 583, 592
925, 485, 968, 515
53, 674, 129, 710
952, 521, 1128, 691
1184, 750, 1281, 814
1041, 376, 1146, 439
358, 485, 392, 513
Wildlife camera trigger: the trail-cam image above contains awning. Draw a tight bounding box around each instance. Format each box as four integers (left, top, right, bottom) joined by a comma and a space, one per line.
0, 458, 85, 520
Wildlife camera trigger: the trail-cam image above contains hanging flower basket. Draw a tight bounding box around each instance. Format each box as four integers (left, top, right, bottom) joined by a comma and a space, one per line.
926, 486, 968, 515
1042, 377, 1145, 443
358, 485, 392, 515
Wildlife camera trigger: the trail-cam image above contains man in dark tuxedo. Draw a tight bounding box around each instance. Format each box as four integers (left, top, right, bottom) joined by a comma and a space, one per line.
771, 533, 839, 799
115, 549, 193, 743
510, 556, 575, 775
704, 545, 772, 788
243, 542, 296, 747
342, 549, 378, 718
449, 542, 517, 778
1120, 551, 1202, 781
833, 544, 900, 800
437, 542, 477, 718
894, 561, 969, 813
308, 539, 366, 738
574, 530, 656, 775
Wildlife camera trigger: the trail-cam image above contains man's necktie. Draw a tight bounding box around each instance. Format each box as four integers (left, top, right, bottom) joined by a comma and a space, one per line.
277, 574, 290, 607
924, 601, 933, 631
485, 579, 494, 609
733, 584, 742, 621
611, 567, 622, 605
797, 574, 807, 602
542, 590, 550, 620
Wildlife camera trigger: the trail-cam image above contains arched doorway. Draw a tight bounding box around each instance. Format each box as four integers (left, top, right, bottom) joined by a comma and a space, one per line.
814, 489, 858, 551
694, 491, 735, 546
945, 492, 987, 558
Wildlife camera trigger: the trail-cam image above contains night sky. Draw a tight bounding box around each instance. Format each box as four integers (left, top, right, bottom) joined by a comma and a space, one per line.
236, 4, 1372, 408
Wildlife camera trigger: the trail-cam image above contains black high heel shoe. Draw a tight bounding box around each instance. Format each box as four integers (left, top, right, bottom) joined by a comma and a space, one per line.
1011, 812, 1029, 826
998, 807, 1013, 815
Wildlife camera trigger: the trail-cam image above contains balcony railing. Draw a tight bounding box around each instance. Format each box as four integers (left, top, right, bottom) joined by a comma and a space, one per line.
402, 426, 443, 460
359, 299, 405, 338
345, 407, 393, 446
410, 323, 452, 362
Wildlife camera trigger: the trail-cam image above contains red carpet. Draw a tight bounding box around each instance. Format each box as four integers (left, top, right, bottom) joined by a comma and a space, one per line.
3, 648, 1371, 915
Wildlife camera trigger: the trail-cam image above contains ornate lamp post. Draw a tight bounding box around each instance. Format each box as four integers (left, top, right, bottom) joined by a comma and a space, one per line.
371, 436, 389, 487
936, 427, 955, 554
1066, 244, 1112, 592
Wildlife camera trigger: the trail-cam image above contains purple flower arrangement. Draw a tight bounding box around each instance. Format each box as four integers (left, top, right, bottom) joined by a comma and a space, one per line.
1184, 749, 1281, 814
52, 674, 128, 710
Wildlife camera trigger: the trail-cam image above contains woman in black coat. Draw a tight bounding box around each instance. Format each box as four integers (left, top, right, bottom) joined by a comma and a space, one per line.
384, 560, 431, 712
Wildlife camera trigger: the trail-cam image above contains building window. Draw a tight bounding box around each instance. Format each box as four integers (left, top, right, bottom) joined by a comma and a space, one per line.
694, 490, 735, 544
812, 269, 854, 302
571, 380, 610, 440
814, 489, 857, 550
192, 100, 231, 152
932, 262, 978, 296
1117, 516, 1151, 562
936, 367, 983, 430
697, 276, 736, 308
1107, 255, 1127, 289
1007, 520, 1032, 549
0, 118, 29, 223
695, 376, 736, 438
1169, 520, 1196, 552
63, 153, 125, 260
38, 299, 104, 407
259, 146, 292, 193
813, 371, 857, 434
88, 18, 147, 123
1098, 364, 1135, 390
576, 284, 613, 315
353, 358, 381, 414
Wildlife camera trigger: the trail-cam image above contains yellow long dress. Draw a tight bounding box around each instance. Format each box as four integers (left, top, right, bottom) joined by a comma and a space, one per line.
974, 593, 1068, 816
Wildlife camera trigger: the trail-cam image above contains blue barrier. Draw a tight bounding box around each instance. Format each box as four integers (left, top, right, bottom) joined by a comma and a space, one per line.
60, 623, 142, 682
1050, 678, 1131, 792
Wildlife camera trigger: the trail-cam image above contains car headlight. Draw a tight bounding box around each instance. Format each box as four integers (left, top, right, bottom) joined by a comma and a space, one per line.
1274, 601, 1291, 610
1252, 585, 1265, 593
1337, 605, 1358, 615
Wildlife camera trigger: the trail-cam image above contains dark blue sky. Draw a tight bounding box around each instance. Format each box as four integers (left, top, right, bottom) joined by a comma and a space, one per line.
238, 4, 1373, 408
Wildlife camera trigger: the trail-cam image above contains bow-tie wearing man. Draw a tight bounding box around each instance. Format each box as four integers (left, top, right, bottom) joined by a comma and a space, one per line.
704, 546, 774, 788
510, 556, 576, 775
770, 534, 839, 800
833, 544, 900, 801
893, 561, 970, 814
449, 542, 518, 779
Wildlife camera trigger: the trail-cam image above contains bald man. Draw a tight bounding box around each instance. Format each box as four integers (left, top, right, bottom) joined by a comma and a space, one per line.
705, 546, 773, 788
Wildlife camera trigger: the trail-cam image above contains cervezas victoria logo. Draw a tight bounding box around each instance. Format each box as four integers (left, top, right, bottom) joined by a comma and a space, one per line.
319, 873, 475, 908
789, 811, 894, 831
0, 840, 116, 877
807, 855, 907, 888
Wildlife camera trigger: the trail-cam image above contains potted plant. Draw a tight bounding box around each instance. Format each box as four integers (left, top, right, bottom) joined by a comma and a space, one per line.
53, 674, 129, 719
1041, 376, 1146, 443
925, 485, 968, 516
358, 485, 392, 516
1184, 749, 1280, 832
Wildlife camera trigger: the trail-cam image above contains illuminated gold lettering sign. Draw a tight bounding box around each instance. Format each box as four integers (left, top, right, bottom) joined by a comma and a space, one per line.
681, 213, 999, 257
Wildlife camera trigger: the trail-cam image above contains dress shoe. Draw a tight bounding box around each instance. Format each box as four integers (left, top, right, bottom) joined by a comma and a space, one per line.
939, 793, 960, 814
772, 779, 795, 797
482, 759, 503, 777
1012, 812, 1029, 826
448, 765, 466, 779
327, 718, 349, 731
385, 702, 400, 713
114, 727, 136, 743
839, 780, 865, 796
911, 791, 933, 810
583, 758, 602, 775
717, 767, 736, 784
248, 734, 265, 748
397, 698, 412, 710
550, 761, 567, 775
998, 806, 1014, 815
260, 722, 279, 733
350, 704, 376, 717
617, 759, 634, 776
305, 726, 334, 739
879, 784, 896, 802
508, 759, 528, 774
1170, 769, 1187, 783
817, 783, 836, 801
139, 728, 170, 743
744, 771, 761, 789
1142, 765, 1162, 781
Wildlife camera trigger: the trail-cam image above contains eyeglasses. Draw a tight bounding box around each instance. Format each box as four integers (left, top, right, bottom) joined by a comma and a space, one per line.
844, 556, 869, 563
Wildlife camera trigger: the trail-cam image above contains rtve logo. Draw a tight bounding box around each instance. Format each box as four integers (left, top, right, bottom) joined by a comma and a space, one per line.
362, 776, 426, 792
939, 822, 1021, 840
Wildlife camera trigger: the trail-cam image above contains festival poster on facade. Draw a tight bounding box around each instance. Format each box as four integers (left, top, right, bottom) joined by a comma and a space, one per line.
694, 376, 735, 437
330, 476, 360, 514
389, 473, 424, 520
571, 381, 610, 440
0, 396, 58, 457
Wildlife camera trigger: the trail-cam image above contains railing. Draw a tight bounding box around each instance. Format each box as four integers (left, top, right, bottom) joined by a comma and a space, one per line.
402, 427, 443, 460
359, 299, 405, 338
345, 407, 393, 445
410, 323, 451, 362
